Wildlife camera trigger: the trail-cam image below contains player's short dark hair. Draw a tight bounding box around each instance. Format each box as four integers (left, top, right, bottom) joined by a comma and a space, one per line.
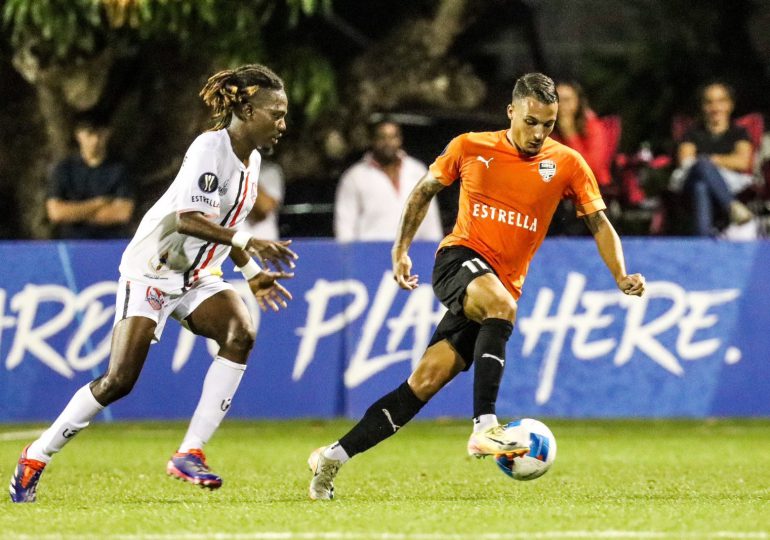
200, 64, 285, 130
512, 73, 559, 104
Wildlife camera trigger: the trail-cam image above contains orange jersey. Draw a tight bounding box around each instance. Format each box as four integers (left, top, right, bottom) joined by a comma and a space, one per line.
429, 130, 605, 299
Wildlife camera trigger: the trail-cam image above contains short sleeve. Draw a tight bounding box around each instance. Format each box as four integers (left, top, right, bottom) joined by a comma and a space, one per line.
429, 135, 465, 186
175, 134, 223, 216
111, 163, 135, 200
334, 169, 359, 242
47, 160, 69, 199
562, 152, 606, 217
733, 126, 752, 145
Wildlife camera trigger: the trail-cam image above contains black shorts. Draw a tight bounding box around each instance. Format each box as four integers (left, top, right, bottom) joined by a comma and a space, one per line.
427, 246, 497, 370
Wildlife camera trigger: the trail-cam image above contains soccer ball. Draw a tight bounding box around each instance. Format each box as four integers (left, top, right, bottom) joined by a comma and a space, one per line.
494, 418, 557, 481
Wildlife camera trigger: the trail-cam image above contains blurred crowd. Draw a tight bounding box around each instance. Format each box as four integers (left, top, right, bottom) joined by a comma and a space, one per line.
47, 80, 770, 242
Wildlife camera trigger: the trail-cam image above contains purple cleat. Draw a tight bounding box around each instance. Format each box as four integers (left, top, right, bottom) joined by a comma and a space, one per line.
166, 449, 222, 489
9, 445, 47, 503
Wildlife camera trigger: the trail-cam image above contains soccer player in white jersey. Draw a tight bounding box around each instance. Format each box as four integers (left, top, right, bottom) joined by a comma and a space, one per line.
9, 64, 298, 503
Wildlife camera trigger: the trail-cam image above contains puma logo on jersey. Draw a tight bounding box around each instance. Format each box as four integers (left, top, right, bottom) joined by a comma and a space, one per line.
476, 155, 494, 169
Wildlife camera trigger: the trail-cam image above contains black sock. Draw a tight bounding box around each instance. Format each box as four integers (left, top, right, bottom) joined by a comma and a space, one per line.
338, 381, 425, 458
473, 318, 514, 419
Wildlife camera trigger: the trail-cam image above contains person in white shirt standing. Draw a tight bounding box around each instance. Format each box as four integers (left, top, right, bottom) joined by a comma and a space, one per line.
334, 119, 443, 242
10, 64, 298, 503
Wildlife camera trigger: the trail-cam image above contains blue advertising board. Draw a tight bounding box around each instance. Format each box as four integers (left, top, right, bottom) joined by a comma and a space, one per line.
1, 239, 768, 422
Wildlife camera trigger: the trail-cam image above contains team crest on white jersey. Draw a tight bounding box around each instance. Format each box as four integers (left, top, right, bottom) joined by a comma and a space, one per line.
145, 287, 165, 310
538, 160, 556, 182
198, 172, 219, 193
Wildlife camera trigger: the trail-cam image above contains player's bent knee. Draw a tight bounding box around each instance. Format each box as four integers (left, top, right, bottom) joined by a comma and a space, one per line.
222, 323, 256, 355
91, 373, 137, 405
483, 297, 517, 322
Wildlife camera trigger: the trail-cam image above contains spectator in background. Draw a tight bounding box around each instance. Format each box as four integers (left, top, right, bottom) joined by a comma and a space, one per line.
46, 114, 135, 238
334, 119, 443, 242
242, 151, 284, 240
670, 81, 755, 236
552, 81, 611, 186
549, 82, 613, 236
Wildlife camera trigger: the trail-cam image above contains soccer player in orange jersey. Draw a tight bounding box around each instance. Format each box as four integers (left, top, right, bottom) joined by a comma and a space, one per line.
308, 73, 645, 500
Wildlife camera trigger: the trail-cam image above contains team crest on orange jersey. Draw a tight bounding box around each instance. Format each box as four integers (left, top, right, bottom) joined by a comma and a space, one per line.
538, 160, 556, 182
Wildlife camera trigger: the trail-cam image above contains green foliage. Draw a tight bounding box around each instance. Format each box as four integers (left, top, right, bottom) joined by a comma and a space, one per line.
2, 0, 338, 122
3, 0, 103, 60
279, 47, 338, 121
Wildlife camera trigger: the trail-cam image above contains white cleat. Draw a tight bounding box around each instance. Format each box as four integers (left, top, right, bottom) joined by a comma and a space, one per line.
467, 424, 530, 458
308, 447, 341, 501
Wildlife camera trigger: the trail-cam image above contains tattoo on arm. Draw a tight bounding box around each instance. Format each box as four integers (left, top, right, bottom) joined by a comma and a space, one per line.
583, 210, 606, 235
396, 176, 444, 248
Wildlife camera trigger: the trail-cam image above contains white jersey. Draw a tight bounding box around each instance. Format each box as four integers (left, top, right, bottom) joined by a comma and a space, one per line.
120, 130, 260, 294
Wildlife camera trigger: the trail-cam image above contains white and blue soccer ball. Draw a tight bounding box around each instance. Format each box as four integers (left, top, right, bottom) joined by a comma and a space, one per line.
494, 418, 557, 481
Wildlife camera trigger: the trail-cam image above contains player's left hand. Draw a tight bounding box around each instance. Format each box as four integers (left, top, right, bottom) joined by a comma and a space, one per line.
618, 273, 645, 296
248, 270, 294, 311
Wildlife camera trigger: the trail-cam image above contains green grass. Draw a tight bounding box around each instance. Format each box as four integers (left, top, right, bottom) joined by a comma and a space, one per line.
1, 419, 769, 539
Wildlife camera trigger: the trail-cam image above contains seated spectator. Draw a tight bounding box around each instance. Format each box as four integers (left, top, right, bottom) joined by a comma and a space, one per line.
552, 81, 612, 186
334, 118, 443, 242
242, 152, 285, 241
669, 81, 755, 236
549, 81, 612, 236
46, 114, 135, 238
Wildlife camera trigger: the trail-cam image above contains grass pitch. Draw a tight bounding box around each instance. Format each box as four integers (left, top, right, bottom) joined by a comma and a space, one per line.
1, 419, 769, 539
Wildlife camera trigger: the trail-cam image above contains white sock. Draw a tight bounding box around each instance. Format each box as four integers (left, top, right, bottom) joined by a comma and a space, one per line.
27, 384, 104, 463
322, 442, 350, 464
178, 356, 246, 453
473, 414, 498, 433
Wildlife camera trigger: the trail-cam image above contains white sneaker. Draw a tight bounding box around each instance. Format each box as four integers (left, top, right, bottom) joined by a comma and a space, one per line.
467, 424, 530, 458
308, 447, 341, 500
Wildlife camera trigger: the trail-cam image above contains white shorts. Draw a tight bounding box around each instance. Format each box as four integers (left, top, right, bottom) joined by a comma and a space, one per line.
113, 276, 234, 341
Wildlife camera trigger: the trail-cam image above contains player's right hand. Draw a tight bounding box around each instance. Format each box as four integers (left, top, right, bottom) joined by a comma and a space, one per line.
245, 239, 298, 272
392, 252, 419, 290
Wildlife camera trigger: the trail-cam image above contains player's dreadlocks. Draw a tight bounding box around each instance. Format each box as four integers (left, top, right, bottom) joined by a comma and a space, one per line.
200, 64, 284, 130
512, 72, 559, 105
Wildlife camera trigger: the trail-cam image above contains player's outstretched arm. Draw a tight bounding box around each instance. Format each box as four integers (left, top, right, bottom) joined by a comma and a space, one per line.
177, 211, 298, 271
583, 210, 645, 296
392, 172, 445, 290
